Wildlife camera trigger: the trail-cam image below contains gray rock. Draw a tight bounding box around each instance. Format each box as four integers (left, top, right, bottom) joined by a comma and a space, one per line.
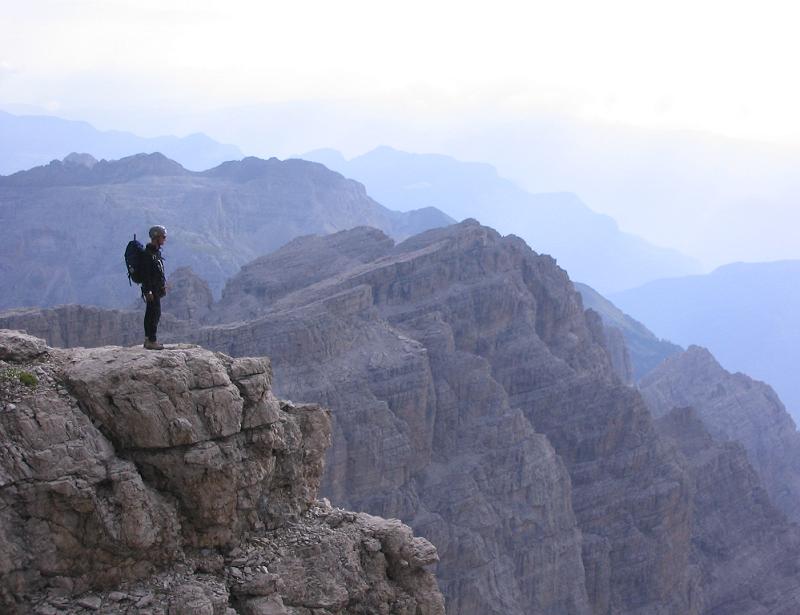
0, 154, 453, 309
164, 267, 214, 323
193, 221, 695, 614
0, 333, 444, 614
167, 583, 215, 615
656, 407, 800, 614
238, 595, 289, 615
0, 304, 191, 349
641, 346, 800, 523
9, 220, 798, 614
0, 329, 47, 362
76, 595, 102, 610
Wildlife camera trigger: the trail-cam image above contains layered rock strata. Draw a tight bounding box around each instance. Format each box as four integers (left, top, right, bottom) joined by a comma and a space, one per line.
0, 153, 453, 309
641, 346, 800, 523
11, 222, 784, 614
0, 304, 190, 349
575, 282, 681, 381
162, 266, 215, 323
655, 407, 800, 614
0, 329, 444, 614
191, 221, 697, 614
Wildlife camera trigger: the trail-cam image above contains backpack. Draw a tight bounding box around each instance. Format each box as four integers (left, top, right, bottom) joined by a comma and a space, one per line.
124, 234, 147, 285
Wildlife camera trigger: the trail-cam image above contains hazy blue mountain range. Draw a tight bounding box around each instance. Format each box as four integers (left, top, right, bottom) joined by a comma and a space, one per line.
109, 99, 800, 269
575, 282, 682, 380
301, 146, 700, 293
611, 260, 800, 421
446, 115, 800, 269
0, 110, 243, 174
0, 152, 453, 310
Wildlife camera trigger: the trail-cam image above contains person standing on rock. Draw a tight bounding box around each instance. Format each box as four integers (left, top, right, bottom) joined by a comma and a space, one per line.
142, 225, 168, 350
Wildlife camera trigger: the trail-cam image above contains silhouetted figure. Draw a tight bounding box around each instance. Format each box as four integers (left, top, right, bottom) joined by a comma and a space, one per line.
142, 225, 167, 350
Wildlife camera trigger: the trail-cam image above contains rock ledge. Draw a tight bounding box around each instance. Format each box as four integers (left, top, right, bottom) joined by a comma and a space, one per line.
0, 330, 444, 614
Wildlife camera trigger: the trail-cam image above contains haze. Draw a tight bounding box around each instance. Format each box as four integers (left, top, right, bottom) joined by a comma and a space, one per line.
4, 0, 800, 268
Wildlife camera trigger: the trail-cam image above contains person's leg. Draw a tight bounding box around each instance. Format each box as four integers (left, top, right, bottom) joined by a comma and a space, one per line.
144, 297, 158, 341
152, 295, 161, 341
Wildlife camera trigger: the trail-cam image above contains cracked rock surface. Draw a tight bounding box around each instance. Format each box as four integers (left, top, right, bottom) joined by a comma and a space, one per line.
0, 329, 445, 614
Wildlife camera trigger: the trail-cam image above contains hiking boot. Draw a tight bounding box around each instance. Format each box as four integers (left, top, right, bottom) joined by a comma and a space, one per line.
143, 339, 164, 350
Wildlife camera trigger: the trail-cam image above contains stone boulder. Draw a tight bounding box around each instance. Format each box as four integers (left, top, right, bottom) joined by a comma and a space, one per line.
0, 330, 445, 614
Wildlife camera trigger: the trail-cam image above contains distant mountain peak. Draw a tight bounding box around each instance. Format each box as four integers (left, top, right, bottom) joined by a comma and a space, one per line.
104, 151, 187, 178
63, 152, 97, 168
203, 156, 295, 182
0, 151, 188, 187
0, 110, 243, 174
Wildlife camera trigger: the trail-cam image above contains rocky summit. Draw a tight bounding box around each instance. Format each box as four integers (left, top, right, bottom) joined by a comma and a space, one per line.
0, 329, 445, 614
641, 345, 800, 523
4, 220, 800, 614
655, 407, 800, 614
0, 153, 453, 309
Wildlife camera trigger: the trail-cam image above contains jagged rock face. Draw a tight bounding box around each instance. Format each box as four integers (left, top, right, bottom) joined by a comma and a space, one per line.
575, 282, 681, 381
0, 330, 444, 615
0, 222, 703, 614
191, 221, 696, 615
0, 152, 187, 187
600, 322, 634, 384
0, 304, 191, 348
209, 226, 394, 324
0, 153, 453, 310
165, 266, 215, 322
655, 407, 800, 615
640, 346, 800, 523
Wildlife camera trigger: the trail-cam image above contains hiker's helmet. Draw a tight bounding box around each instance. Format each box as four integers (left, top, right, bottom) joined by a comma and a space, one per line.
149, 225, 168, 240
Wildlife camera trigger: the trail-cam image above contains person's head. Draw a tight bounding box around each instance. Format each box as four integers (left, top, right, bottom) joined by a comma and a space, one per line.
148, 225, 168, 247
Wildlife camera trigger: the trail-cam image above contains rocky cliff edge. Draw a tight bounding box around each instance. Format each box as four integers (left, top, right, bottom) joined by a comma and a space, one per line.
0, 330, 444, 615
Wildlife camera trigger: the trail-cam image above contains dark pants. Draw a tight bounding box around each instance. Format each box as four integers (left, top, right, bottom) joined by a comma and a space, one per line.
144, 295, 161, 342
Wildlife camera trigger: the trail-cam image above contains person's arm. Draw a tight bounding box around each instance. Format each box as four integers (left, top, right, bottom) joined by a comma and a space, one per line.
141, 252, 155, 299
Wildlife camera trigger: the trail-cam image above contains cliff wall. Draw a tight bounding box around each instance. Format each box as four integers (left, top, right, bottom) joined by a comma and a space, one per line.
641, 346, 800, 523
655, 407, 800, 614
8, 223, 800, 614
194, 221, 697, 614
0, 329, 444, 614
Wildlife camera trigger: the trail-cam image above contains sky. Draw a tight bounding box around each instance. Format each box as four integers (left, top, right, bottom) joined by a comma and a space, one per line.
4, 0, 800, 144
4, 0, 800, 269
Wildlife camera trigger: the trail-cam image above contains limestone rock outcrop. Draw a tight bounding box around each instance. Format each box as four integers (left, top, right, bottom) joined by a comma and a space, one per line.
641, 346, 800, 523
0, 304, 190, 349
9, 222, 799, 614
163, 267, 215, 322
192, 221, 697, 615
655, 407, 800, 614
0, 329, 444, 615
0, 153, 453, 309
575, 282, 681, 381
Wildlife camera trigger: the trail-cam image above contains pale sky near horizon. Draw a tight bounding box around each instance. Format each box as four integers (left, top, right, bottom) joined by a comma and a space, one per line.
6, 0, 800, 271
3, 0, 800, 145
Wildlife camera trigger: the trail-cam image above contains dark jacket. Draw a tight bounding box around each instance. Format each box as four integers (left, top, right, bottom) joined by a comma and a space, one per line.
141, 243, 166, 297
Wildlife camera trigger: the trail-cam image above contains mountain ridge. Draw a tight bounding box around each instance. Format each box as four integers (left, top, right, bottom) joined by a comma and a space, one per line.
0, 110, 243, 174
0, 152, 454, 310
301, 146, 701, 293
611, 259, 800, 420
0, 329, 445, 614
4, 219, 800, 614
